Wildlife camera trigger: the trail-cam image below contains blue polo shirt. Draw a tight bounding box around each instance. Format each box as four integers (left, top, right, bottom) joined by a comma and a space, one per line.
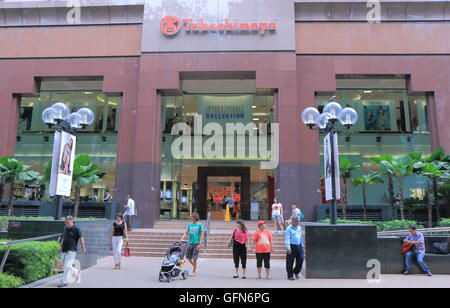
285, 224, 304, 249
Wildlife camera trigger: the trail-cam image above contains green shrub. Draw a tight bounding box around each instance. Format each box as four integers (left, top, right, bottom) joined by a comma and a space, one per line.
319, 219, 373, 225
438, 218, 450, 227
0, 241, 59, 284
375, 220, 424, 232
318, 219, 423, 231
0, 273, 24, 288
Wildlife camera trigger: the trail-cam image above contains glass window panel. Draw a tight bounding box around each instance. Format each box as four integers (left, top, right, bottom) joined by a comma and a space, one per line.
160, 92, 275, 219
15, 91, 120, 202
316, 86, 431, 206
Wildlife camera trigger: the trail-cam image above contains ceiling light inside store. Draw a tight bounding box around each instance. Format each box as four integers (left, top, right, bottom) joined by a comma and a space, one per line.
347, 92, 361, 101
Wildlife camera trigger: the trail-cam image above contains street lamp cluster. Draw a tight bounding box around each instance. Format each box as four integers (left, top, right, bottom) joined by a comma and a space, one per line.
301, 100, 358, 131
42, 102, 95, 131
41, 102, 95, 220
301, 99, 358, 224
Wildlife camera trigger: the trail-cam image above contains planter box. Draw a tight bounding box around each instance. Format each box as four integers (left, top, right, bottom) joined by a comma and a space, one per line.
305, 224, 378, 279
378, 236, 450, 274
7, 219, 113, 270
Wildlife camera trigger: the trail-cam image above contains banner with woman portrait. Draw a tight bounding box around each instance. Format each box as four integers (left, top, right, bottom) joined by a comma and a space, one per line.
324, 133, 341, 201
49, 131, 77, 197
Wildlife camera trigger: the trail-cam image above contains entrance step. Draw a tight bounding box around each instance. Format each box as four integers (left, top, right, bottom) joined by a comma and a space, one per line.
153, 220, 277, 232
124, 224, 289, 259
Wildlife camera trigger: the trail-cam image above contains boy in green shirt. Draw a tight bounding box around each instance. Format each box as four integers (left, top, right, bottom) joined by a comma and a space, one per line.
180, 213, 204, 276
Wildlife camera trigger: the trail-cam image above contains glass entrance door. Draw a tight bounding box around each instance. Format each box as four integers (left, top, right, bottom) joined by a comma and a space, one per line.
207, 176, 241, 220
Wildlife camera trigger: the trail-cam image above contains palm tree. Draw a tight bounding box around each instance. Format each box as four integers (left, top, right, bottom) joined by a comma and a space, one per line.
352, 172, 383, 221
72, 155, 105, 217
339, 157, 361, 219
369, 153, 421, 220
412, 148, 450, 227
369, 154, 397, 213
0, 156, 42, 216
415, 163, 446, 227
392, 154, 421, 220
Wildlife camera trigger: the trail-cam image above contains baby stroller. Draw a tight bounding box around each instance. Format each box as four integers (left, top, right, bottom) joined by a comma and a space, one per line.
159, 242, 189, 283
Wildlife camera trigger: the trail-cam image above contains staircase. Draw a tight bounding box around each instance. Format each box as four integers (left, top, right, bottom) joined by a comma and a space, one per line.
126, 220, 288, 259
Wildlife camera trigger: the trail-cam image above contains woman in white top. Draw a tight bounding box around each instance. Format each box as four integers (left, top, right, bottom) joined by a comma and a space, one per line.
271, 199, 284, 231
285, 204, 304, 228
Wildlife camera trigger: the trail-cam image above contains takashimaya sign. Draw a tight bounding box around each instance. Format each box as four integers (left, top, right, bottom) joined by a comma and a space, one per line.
160, 16, 277, 36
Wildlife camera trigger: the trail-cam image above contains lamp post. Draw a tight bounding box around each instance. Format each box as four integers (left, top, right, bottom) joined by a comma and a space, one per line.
301, 99, 358, 225
41, 103, 95, 220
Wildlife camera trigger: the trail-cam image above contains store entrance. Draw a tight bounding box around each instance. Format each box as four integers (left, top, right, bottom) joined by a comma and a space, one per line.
207, 176, 241, 220
197, 167, 250, 220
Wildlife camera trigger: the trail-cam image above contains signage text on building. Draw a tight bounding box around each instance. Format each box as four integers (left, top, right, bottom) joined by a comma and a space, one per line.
160, 16, 277, 36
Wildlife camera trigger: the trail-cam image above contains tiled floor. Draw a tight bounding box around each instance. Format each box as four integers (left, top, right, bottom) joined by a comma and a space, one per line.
37, 256, 448, 288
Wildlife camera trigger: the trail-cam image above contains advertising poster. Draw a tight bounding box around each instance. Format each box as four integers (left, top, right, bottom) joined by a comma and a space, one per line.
364, 104, 391, 131
49, 132, 61, 197
324, 133, 341, 201
49, 131, 76, 197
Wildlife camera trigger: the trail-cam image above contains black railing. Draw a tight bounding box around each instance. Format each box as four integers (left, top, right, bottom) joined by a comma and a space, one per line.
204, 212, 211, 251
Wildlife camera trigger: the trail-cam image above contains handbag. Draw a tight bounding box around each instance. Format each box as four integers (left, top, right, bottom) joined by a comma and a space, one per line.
55, 258, 64, 273
124, 243, 131, 257
401, 243, 414, 255
227, 229, 236, 248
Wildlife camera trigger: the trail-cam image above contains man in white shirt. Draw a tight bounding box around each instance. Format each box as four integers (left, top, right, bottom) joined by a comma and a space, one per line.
124, 195, 136, 231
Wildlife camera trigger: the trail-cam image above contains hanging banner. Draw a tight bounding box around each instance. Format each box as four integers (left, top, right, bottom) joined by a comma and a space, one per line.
324, 133, 341, 201
197, 95, 253, 128
49, 131, 76, 197
49, 132, 61, 197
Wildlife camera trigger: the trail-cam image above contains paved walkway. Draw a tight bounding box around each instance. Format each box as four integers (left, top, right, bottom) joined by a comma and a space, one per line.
38, 256, 447, 288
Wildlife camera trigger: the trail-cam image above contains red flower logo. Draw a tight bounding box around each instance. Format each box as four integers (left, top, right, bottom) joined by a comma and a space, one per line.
160, 16, 181, 35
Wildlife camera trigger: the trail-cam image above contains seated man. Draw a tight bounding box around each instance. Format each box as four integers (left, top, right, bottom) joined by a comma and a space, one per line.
403, 225, 432, 276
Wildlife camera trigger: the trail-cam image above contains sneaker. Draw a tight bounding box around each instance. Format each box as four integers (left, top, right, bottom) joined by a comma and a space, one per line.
288, 277, 295, 281
295, 274, 300, 280
58, 283, 68, 288
403, 271, 409, 275
233, 275, 239, 279
427, 271, 433, 277
242, 276, 246, 279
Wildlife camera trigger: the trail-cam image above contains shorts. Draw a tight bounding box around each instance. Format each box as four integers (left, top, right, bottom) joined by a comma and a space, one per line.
272, 213, 281, 220
186, 243, 200, 260
256, 253, 271, 269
